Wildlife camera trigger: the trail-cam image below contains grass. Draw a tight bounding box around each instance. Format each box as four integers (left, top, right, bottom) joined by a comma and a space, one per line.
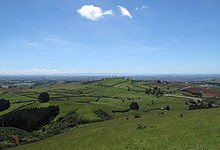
9, 108, 220, 150
1, 78, 219, 150
0, 93, 35, 102
212, 86, 220, 89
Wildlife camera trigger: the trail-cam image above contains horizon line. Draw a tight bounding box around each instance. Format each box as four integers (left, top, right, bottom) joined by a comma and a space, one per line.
1, 73, 220, 76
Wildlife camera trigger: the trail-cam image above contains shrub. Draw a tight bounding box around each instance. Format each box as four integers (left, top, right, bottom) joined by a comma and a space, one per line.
38, 92, 50, 103
0, 127, 39, 149
93, 109, 112, 120
0, 99, 10, 112
134, 115, 141, 118
130, 102, 139, 110
136, 124, 146, 130
158, 112, 165, 115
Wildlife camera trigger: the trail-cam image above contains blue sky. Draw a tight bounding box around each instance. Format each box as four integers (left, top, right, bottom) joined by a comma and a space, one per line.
0, 0, 220, 75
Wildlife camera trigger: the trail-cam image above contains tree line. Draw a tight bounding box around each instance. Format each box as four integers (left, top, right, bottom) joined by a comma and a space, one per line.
145, 87, 163, 97
0, 106, 59, 132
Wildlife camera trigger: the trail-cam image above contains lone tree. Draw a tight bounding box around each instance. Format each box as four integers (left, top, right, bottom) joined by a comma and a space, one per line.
38, 92, 50, 103
130, 102, 139, 110
208, 102, 212, 108
127, 87, 130, 91
166, 105, 170, 111
157, 80, 161, 84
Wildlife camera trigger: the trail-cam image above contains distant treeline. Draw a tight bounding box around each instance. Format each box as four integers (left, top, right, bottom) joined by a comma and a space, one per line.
0, 99, 10, 112
0, 106, 59, 132
145, 87, 163, 96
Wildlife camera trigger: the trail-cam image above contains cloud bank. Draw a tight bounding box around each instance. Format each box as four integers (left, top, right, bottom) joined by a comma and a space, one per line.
77, 5, 113, 21
0, 69, 87, 75
0, 69, 59, 75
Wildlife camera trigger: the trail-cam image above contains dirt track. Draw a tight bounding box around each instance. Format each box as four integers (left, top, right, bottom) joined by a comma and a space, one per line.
164, 94, 202, 101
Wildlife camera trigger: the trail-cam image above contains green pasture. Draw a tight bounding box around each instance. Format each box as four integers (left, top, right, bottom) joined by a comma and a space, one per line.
1, 78, 217, 150
9, 108, 220, 150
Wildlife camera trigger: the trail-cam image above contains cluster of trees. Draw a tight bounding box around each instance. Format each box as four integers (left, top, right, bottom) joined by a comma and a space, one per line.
42, 110, 107, 137
0, 106, 59, 132
145, 87, 163, 96
188, 100, 212, 110
156, 80, 161, 84
156, 80, 168, 84
0, 99, 10, 112
0, 127, 39, 149
41, 111, 78, 136
38, 92, 50, 103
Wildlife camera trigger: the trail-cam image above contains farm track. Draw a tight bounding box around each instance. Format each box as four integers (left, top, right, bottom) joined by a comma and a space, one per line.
15, 94, 37, 100
164, 94, 202, 101
51, 95, 126, 101
95, 97, 101, 102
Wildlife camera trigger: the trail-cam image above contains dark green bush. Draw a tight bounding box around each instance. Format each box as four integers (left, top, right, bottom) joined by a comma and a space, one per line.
166, 105, 170, 111
93, 109, 112, 120
38, 92, 50, 103
0, 127, 39, 149
134, 115, 141, 118
0, 99, 10, 112
130, 102, 139, 110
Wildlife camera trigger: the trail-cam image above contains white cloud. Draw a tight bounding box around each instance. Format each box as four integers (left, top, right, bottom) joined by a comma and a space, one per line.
141, 5, 149, 9
77, 5, 113, 21
135, 5, 149, 11
118, 5, 132, 19
0, 69, 88, 75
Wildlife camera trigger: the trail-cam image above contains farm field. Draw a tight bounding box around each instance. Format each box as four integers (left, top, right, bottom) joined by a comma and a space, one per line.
9, 108, 220, 150
0, 78, 219, 150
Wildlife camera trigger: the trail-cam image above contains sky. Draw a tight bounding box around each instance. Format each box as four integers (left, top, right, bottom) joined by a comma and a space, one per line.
0, 0, 220, 75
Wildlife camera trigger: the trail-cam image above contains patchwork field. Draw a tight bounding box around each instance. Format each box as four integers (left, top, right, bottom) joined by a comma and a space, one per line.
0, 78, 219, 150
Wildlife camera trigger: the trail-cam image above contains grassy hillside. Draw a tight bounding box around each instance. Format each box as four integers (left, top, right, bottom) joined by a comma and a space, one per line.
9, 108, 220, 150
